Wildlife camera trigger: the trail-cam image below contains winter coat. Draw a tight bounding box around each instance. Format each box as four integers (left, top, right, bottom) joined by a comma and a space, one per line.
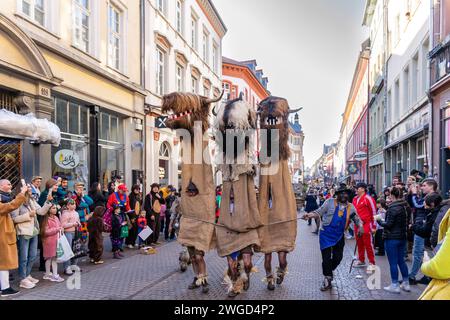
305, 194, 319, 213
379, 200, 408, 241
87, 211, 104, 254
413, 205, 440, 241
11, 197, 52, 237
111, 213, 124, 239
72, 193, 94, 222
42, 216, 61, 259
431, 202, 450, 248
144, 192, 165, 219
88, 191, 108, 211
0, 194, 26, 270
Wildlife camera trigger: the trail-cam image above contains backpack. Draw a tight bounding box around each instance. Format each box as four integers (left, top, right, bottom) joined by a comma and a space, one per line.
103, 207, 113, 233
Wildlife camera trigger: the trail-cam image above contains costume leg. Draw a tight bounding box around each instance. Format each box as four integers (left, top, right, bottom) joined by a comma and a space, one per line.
264, 253, 275, 290
276, 251, 288, 285
242, 251, 253, 291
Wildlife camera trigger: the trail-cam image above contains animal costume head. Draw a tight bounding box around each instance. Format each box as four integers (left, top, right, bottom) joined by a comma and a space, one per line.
258, 96, 302, 160
214, 93, 257, 181
161, 92, 223, 133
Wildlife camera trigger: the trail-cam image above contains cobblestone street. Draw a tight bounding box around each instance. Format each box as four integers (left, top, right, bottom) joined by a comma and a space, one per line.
5, 212, 424, 301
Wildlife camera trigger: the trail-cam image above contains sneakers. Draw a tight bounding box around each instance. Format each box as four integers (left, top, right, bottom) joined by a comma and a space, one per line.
64, 267, 73, 275
366, 264, 376, 274
118, 251, 125, 258
320, 276, 333, 291
354, 261, 367, 268
94, 260, 104, 265
400, 281, 411, 292
50, 275, 65, 283
127, 245, 134, 249
409, 277, 418, 285
383, 284, 401, 294
26, 275, 39, 284
0, 287, 20, 297
43, 274, 53, 281
19, 278, 36, 289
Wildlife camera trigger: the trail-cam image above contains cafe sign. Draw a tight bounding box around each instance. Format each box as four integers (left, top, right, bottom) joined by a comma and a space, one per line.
54, 149, 80, 170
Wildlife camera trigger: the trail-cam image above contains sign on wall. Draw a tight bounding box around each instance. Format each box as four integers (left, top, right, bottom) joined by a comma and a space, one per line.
354, 151, 368, 162
54, 149, 80, 170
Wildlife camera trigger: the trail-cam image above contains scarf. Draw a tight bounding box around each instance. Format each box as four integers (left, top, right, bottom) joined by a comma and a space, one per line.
0, 190, 12, 203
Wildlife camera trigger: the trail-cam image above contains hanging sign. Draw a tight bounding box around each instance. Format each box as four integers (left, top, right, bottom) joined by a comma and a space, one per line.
354, 151, 368, 161
54, 149, 80, 170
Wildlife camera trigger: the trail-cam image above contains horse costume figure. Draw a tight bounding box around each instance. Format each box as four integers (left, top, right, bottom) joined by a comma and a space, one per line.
257, 96, 301, 290
213, 93, 262, 298
161, 91, 223, 294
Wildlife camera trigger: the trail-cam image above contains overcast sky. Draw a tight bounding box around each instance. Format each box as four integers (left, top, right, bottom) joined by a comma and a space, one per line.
214, 0, 368, 167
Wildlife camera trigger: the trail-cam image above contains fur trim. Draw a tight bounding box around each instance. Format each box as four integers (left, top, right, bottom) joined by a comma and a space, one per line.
195, 274, 208, 286
276, 267, 288, 278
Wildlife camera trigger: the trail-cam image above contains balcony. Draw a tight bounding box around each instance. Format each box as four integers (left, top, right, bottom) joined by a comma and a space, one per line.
430, 42, 450, 87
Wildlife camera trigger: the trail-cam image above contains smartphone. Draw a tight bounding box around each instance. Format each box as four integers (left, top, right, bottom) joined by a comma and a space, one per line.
21, 179, 26, 187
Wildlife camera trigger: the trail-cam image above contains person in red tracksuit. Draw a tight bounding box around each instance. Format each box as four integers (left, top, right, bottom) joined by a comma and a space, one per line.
352, 182, 377, 272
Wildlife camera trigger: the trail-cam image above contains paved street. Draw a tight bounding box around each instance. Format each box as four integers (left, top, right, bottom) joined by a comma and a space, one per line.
5, 212, 424, 300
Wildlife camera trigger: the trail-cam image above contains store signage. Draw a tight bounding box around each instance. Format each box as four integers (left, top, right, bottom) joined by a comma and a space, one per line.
354, 151, 368, 161
156, 116, 168, 129
347, 162, 359, 175
54, 149, 80, 170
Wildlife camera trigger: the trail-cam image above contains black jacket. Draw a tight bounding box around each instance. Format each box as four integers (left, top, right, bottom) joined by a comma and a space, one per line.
144, 191, 165, 219
431, 202, 450, 248
379, 200, 408, 240
413, 205, 440, 240
88, 191, 108, 211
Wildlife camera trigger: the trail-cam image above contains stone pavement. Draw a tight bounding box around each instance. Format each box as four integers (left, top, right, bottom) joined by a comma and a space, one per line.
6, 213, 425, 300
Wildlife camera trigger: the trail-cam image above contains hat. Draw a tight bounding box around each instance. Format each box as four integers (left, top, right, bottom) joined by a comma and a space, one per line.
31, 176, 43, 182
118, 184, 128, 192
74, 182, 85, 188
356, 182, 368, 190
335, 185, 351, 194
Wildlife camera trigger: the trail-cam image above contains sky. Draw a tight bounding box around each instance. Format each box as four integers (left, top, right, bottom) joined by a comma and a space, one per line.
213, 0, 368, 167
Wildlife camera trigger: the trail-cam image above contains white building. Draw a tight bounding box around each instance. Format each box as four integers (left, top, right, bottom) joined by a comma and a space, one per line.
384, 0, 431, 184
143, 0, 226, 190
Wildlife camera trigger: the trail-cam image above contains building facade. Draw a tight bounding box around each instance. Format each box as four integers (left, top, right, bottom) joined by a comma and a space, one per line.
143, 0, 226, 190
288, 113, 305, 184
0, 0, 146, 190
429, 0, 450, 198
364, 0, 386, 192
384, 0, 431, 185
343, 42, 370, 184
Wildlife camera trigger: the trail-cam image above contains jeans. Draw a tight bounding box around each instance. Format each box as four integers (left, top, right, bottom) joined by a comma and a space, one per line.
385, 239, 409, 284
409, 234, 425, 279
17, 235, 38, 280
63, 232, 78, 270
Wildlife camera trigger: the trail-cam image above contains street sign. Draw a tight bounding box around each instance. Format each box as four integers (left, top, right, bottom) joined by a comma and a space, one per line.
354, 151, 368, 161
156, 116, 168, 129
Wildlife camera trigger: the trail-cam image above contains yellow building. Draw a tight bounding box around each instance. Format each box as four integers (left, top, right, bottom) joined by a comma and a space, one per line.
0, 0, 146, 190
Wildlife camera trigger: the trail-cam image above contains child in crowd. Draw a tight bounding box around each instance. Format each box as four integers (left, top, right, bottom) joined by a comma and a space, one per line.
374, 198, 388, 256
136, 210, 148, 248
60, 199, 81, 275
87, 206, 105, 264
40, 204, 64, 282
111, 205, 126, 259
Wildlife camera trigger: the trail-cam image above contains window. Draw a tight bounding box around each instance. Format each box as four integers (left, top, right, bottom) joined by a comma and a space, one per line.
157, 0, 165, 15
176, 63, 184, 92
176, 0, 183, 34
202, 29, 209, 63
73, 0, 90, 53
203, 86, 210, 97
191, 13, 198, 50
108, 4, 121, 70
223, 82, 230, 100
416, 138, 426, 170
212, 43, 219, 73
156, 48, 165, 95
54, 97, 88, 136
403, 66, 410, 114
412, 53, 419, 103
191, 75, 198, 94
159, 142, 170, 185
21, 0, 45, 26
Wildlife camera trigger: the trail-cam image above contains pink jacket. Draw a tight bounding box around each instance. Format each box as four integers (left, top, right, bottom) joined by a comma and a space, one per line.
61, 210, 80, 233
42, 215, 61, 259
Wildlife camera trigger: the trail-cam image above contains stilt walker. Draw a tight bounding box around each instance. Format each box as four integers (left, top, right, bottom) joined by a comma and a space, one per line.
159, 91, 223, 294
213, 93, 262, 298
256, 96, 301, 290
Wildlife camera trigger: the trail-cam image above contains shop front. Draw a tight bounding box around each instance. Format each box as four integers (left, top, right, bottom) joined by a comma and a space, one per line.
384, 104, 431, 185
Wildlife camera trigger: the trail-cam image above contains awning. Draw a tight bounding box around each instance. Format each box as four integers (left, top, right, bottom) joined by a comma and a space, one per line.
0, 109, 61, 146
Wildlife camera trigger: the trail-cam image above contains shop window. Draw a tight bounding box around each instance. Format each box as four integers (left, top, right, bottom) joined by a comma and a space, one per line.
159, 142, 170, 186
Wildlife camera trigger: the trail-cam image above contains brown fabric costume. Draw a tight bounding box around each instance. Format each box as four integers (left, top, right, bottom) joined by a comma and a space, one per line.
257, 160, 297, 253
178, 140, 216, 253
256, 96, 299, 254
87, 207, 104, 261
214, 96, 261, 257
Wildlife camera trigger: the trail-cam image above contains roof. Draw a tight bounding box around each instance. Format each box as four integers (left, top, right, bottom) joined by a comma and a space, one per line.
289, 122, 303, 134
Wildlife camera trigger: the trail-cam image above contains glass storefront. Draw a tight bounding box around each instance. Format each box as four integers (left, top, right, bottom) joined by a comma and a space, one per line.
52, 96, 125, 189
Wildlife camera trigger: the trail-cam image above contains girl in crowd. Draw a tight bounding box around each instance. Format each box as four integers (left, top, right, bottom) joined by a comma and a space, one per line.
111, 204, 126, 259
376, 186, 410, 294
60, 199, 81, 275
40, 204, 64, 282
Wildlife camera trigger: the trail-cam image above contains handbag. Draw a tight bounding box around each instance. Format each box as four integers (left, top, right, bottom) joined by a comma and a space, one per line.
120, 225, 129, 238
72, 228, 88, 259
56, 232, 75, 263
